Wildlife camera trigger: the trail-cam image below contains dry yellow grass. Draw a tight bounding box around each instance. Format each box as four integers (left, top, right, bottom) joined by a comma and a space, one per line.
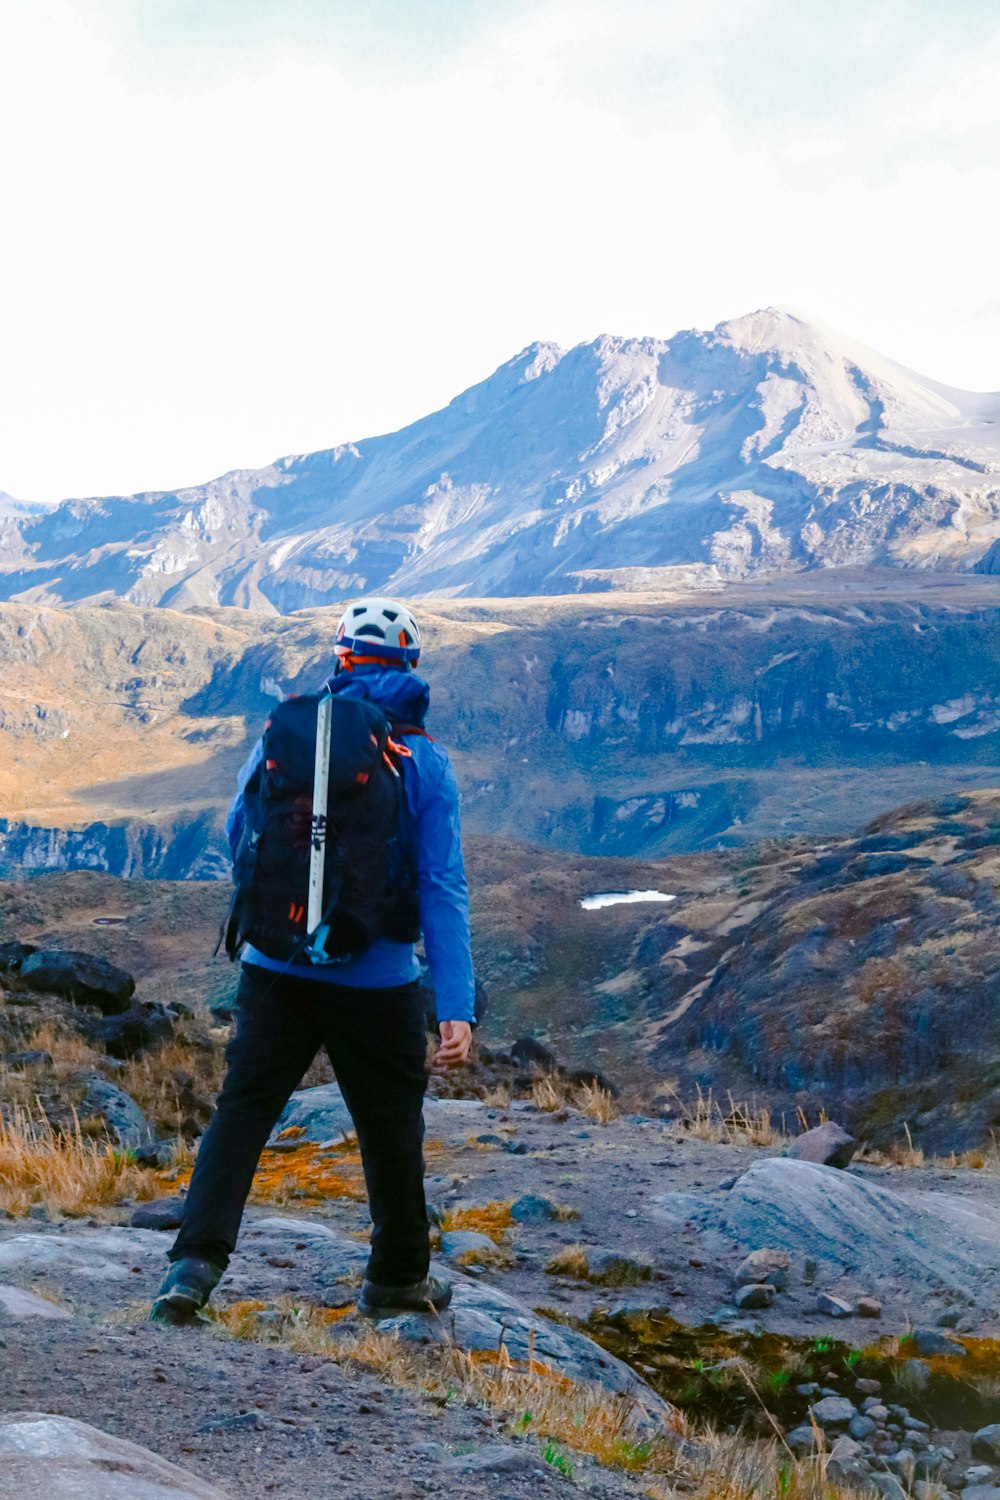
530, 1072, 619, 1123
206, 1305, 865, 1495
482, 1084, 514, 1108
441, 1199, 513, 1242
577, 1080, 618, 1124
211, 1306, 678, 1477
0, 1022, 105, 1113
545, 1243, 591, 1279
645, 1427, 861, 1500
663, 1086, 783, 1148
121, 1030, 226, 1137
0, 1107, 155, 1217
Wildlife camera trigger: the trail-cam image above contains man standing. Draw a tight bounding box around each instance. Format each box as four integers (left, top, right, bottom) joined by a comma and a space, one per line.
151, 598, 474, 1323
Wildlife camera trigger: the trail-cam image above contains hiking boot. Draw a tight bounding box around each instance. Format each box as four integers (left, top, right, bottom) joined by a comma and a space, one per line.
149, 1257, 223, 1324
357, 1274, 452, 1319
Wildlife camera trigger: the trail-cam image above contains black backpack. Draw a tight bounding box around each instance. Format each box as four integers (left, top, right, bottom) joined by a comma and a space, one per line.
221, 692, 420, 966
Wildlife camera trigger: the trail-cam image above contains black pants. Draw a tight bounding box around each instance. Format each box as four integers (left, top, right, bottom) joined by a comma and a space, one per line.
169, 964, 430, 1286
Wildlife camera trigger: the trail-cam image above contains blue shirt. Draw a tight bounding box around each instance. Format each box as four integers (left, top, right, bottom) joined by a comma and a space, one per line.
226, 666, 476, 1024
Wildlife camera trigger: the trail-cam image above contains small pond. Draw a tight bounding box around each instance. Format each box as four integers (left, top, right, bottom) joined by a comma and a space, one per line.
579, 890, 677, 911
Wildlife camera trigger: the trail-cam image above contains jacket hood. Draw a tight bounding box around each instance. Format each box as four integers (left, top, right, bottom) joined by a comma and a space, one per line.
326, 665, 430, 727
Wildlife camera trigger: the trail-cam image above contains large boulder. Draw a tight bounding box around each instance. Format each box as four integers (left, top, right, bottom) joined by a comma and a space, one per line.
86, 1000, 174, 1059
787, 1122, 857, 1168
0, 1228, 166, 1281
19, 951, 135, 1015
0, 1285, 72, 1321
366, 1278, 669, 1410
0, 1412, 228, 1498
0, 939, 36, 973
652, 1156, 1000, 1313
273, 1083, 490, 1147
79, 1078, 155, 1150
270, 1083, 355, 1144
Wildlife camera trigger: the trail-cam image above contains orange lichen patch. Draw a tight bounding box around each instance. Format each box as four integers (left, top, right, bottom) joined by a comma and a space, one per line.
210, 1299, 268, 1339
454, 1244, 513, 1270
441, 1199, 513, 1243
320, 1305, 355, 1324
165, 1135, 446, 1208
275, 1125, 306, 1140
164, 1140, 368, 1205
918, 1336, 1000, 1379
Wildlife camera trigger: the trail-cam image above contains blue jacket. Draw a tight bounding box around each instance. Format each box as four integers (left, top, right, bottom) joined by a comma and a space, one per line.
226, 666, 476, 1024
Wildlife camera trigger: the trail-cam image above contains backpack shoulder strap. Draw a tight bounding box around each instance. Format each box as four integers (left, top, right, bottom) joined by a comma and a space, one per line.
391, 722, 434, 742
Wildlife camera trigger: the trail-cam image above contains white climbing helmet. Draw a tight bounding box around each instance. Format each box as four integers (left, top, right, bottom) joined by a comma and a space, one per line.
334, 597, 422, 667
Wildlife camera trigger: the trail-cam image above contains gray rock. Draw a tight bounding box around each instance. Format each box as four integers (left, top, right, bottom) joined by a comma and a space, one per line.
786, 1121, 857, 1168
584, 1248, 655, 1284
965, 1468, 998, 1486
827, 1434, 869, 1485
810, 1396, 857, 1429
0, 1227, 165, 1280
0, 939, 36, 972
239, 1217, 368, 1280
963, 1488, 1000, 1500
5, 1049, 52, 1069
816, 1292, 853, 1317
79, 1077, 155, 1150
509, 1194, 561, 1223
735, 1248, 790, 1289
20, 951, 135, 1015
849, 1415, 878, 1440
973, 1428, 1000, 1463
910, 1327, 967, 1357
652, 1157, 1000, 1317
0, 1412, 228, 1497
885, 1449, 917, 1478
130, 1197, 186, 1231
270, 1083, 355, 1144
87, 1001, 174, 1060
869, 1476, 907, 1500
198, 1410, 267, 1433
784, 1424, 819, 1455
733, 1283, 774, 1310
440, 1231, 497, 1260
378, 1279, 666, 1408
447, 1444, 549, 1475
0, 1286, 72, 1321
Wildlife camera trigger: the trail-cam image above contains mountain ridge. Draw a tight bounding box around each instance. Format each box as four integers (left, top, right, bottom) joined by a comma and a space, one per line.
2, 308, 999, 610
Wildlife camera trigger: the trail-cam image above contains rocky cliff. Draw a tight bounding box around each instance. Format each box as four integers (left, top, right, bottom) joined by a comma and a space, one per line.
0, 581, 996, 870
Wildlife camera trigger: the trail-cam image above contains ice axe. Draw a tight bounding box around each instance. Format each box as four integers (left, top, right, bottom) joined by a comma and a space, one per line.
305, 692, 333, 963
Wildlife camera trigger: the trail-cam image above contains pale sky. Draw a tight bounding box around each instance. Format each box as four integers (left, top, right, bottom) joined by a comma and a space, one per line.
2, 0, 999, 503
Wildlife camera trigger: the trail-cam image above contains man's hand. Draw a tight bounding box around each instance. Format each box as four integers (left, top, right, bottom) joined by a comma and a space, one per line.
434, 1020, 473, 1069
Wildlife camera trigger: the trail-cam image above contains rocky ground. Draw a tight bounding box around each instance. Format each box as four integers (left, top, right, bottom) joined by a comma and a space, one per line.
4, 1083, 1000, 1498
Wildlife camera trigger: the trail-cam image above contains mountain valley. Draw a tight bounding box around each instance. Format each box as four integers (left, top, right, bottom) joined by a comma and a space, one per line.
0, 575, 996, 878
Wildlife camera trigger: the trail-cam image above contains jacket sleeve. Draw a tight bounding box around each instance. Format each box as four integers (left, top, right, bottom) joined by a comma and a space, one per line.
412, 751, 476, 1025
225, 739, 264, 864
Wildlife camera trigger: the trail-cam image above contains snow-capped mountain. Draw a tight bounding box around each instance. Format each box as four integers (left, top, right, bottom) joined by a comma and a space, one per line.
2, 308, 999, 610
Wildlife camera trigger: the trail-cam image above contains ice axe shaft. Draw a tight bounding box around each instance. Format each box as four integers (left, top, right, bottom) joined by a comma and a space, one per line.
306, 692, 332, 951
